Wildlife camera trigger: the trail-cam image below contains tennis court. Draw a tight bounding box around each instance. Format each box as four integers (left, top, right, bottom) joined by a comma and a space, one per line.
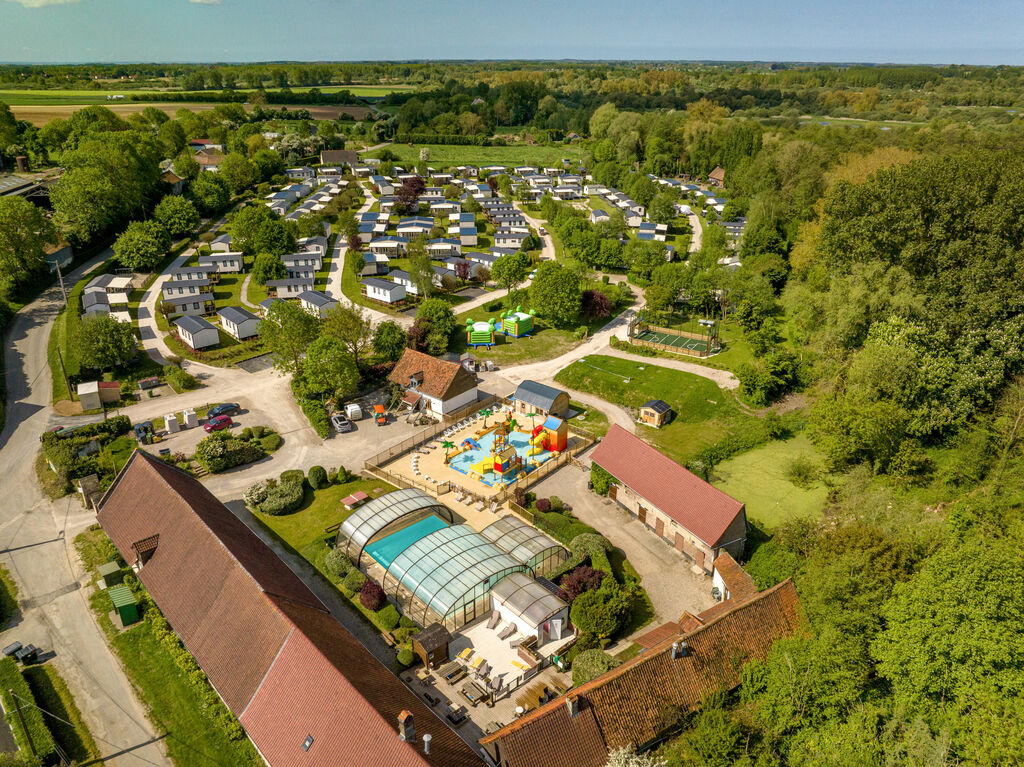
635, 329, 716, 353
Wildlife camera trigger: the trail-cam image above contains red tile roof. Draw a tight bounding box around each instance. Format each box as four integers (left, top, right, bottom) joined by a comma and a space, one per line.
590, 425, 745, 547
633, 621, 681, 650
98, 451, 480, 767
494, 701, 607, 767
389, 348, 477, 402
480, 580, 802, 767
713, 551, 757, 601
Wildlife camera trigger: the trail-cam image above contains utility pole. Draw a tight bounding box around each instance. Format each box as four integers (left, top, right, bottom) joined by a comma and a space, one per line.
56, 347, 73, 402
10, 689, 37, 758
54, 256, 68, 306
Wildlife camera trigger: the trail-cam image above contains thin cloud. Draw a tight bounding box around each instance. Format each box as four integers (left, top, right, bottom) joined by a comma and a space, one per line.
189, 0, 222, 4
4, 0, 80, 7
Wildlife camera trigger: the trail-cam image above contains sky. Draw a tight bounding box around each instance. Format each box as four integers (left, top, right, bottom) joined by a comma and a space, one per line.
1, 0, 1023, 65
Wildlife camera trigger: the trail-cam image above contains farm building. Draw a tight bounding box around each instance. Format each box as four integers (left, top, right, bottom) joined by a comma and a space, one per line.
388, 348, 478, 417
511, 380, 570, 419
173, 315, 219, 350
96, 451, 479, 767
590, 425, 746, 571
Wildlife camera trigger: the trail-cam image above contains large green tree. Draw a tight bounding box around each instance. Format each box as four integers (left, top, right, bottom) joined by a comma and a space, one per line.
529, 261, 582, 326
302, 335, 359, 398
0, 196, 57, 297
372, 320, 408, 362
79, 314, 138, 370
259, 299, 321, 374
490, 251, 530, 296
219, 152, 257, 194
188, 173, 229, 214
152, 195, 199, 238
322, 303, 373, 368
112, 220, 170, 271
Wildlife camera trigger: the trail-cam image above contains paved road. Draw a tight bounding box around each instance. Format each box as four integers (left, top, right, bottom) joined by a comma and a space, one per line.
0, 256, 170, 766
687, 211, 703, 253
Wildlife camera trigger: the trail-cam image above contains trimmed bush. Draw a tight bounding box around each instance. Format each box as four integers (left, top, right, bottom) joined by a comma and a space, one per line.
194, 433, 264, 473
164, 365, 199, 391
376, 603, 400, 631
396, 648, 415, 668
570, 533, 613, 560
399, 614, 417, 629
280, 469, 305, 485
359, 580, 386, 611
0, 657, 58, 764
569, 581, 633, 640
548, 495, 564, 512
559, 565, 605, 603
535, 498, 551, 514
259, 480, 304, 516
240, 427, 253, 440
308, 465, 329, 490
260, 433, 282, 452
324, 547, 352, 579
590, 463, 615, 495
343, 568, 366, 596
243, 481, 268, 509
571, 649, 621, 686
250, 425, 266, 439
299, 398, 329, 438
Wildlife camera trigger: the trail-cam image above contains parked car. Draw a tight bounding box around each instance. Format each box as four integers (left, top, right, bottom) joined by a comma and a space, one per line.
331, 414, 354, 433
207, 403, 241, 418
204, 415, 233, 433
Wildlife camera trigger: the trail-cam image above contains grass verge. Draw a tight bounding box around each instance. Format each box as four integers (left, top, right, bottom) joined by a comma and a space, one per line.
23, 665, 104, 765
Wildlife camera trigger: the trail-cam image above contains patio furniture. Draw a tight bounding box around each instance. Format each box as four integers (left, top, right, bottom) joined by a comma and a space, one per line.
442, 662, 467, 684
469, 656, 484, 671
460, 681, 487, 707
487, 612, 501, 630
456, 647, 473, 662
446, 707, 467, 725
511, 660, 529, 671
509, 637, 525, 649
475, 663, 491, 680
498, 623, 517, 641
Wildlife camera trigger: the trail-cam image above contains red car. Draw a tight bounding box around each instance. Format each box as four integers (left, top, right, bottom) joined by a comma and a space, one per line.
204, 415, 233, 433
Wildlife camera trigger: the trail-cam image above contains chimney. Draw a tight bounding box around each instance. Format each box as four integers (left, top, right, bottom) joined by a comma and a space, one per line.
565, 695, 579, 719
671, 640, 688, 660
398, 710, 415, 742
422, 733, 432, 755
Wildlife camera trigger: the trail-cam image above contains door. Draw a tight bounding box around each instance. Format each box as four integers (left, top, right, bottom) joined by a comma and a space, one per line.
655, 518, 664, 538
674, 533, 685, 553
608, 484, 618, 502
638, 505, 647, 525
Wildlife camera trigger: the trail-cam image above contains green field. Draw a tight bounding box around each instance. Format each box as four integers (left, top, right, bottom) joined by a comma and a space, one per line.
711, 433, 829, 529
554, 354, 757, 464
366, 143, 583, 169
0, 89, 120, 105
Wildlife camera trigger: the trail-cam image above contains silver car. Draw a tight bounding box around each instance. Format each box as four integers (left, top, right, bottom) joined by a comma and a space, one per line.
331, 414, 354, 433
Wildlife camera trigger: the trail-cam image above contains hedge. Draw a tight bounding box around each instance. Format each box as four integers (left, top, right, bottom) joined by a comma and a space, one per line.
259, 480, 304, 516
260, 433, 282, 452
0, 657, 58, 765
325, 547, 352, 579
307, 465, 329, 489
299, 398, 329, 438
590, 463, 615, 495
342, 568, 366, 596
40, 414, 133, 480
279, 469, 305, 485
397, 648, 415, 668
376, 603, 400, 631
534, 509, 598, 547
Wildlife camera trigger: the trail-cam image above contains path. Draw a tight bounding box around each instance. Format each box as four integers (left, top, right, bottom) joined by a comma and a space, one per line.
0, 255, 170, 766
239, 274, 258, 308
512, 202, 556, 261
687, 211, 703, 253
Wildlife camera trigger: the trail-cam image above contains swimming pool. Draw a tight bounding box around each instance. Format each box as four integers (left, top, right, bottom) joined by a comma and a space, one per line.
364, 515, 448, 569
448, 428, 552, 485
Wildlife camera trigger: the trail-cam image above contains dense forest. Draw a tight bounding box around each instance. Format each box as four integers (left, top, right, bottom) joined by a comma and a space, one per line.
1, 59, 1024, 766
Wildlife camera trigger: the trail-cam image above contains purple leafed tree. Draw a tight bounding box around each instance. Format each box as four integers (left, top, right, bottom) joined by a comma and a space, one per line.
559, 565, 605, 603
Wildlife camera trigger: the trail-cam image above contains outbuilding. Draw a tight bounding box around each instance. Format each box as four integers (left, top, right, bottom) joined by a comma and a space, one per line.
388, 348, 478, 417
77, 380, 122, 410
511, 380, 570, 419
217, 306, 260, 341
639, 399, 672, 428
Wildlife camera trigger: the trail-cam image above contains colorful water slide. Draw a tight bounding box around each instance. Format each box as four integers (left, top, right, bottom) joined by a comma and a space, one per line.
462, 437, 483, 451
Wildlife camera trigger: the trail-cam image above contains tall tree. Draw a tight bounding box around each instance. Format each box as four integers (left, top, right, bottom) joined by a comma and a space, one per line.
152, 195, 199, 238
259, 299, 321, 374
112, 220, 170, 271
529, 261, 582, 326
0, 197, 57, 297
322, 303, 373, 368
302, 335, 359, 398
80, 314, 138, 370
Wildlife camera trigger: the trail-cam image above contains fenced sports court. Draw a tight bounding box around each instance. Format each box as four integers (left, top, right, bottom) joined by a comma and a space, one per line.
628, 318, 721, 358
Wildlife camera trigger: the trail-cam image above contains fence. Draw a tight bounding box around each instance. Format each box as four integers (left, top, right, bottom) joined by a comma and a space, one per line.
629, 336, 707, 358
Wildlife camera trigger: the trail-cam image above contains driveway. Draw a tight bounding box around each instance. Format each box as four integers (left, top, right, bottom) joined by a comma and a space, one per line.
529, 448, 715, 629
0, 254, 170, 766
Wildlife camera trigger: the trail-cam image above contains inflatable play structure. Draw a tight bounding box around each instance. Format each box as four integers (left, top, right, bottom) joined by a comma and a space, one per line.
501, 306, 535, 338
528, 416, 568, 456
465, 318, 497, 349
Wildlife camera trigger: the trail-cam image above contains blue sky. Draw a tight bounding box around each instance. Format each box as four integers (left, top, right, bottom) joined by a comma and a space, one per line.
2, 0, 1023, 65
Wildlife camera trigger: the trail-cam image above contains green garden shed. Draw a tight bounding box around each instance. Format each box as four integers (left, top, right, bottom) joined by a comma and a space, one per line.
107, 585, 139, 627
97, 561, 123, 588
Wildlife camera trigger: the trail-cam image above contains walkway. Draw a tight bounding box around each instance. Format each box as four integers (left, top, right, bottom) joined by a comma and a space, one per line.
0, 254, 170, 766
239, 274, 258, 308
687, 211, 703, 253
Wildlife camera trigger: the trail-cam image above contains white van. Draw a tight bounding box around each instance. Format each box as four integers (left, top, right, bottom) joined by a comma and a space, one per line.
345, 403, 362, 421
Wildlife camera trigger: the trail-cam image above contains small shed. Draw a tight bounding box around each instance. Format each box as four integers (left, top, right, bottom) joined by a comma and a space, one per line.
97, 561, 123, 588
413, 623, 453, 670
639, 399, 672, 428
77, 380, 120, 409
107, 584, 139, 627
512, 380, 570, 419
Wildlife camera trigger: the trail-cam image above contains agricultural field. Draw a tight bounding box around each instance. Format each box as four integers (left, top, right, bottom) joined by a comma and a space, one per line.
7, 100, 366, 125
365, 142, 585, 169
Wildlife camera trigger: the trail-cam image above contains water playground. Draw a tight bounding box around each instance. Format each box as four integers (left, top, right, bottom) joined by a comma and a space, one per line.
445, 411, 568, 487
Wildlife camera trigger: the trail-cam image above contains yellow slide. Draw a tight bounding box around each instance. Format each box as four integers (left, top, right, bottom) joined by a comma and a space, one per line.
530, 433, 545, 446
471, 458, 496, 475
527, 445, 543, 457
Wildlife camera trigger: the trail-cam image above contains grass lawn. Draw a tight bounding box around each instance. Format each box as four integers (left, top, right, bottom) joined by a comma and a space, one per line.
164, 330, 264, 367
365, 144, 580, 169
23, 665, 103, 765
711, 433, 829, 530
0, 89, 121, 105
554, 355, 758, 465
568, 400, 610, 437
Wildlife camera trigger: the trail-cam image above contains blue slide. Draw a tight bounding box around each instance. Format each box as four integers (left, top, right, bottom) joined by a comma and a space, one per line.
461, 438, 482, 451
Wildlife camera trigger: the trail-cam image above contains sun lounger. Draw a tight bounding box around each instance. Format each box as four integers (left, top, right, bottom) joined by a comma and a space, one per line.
456, 647, 473, 662
476, 501, 485, 511
498, 623, 516, 641
487, 612, 501, 630
511, 660, 529, 671
469, 656, 484, 670
476, 663, 491, 680
509, 637, 525, 649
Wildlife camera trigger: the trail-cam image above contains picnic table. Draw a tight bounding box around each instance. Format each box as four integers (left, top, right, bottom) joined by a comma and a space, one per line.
441, 661, 466, 684
460, 680, 487, 706
341, 491, 369, 510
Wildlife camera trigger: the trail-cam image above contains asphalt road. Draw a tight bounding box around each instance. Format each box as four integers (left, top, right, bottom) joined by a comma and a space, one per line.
0, 254, 171, 765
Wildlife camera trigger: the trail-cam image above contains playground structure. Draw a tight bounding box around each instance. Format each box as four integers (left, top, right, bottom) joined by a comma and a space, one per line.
465, 318, 497, 349
500, 306, 535, 338
627, 312, 721, 358
527, 416, 568, 456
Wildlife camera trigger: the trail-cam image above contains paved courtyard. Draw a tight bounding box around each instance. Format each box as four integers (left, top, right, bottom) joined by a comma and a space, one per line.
529, 446, 716, 628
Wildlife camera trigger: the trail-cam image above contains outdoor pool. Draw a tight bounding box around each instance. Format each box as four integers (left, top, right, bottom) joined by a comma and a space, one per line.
364, 514, 449, 569
448, 429, 552, 485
